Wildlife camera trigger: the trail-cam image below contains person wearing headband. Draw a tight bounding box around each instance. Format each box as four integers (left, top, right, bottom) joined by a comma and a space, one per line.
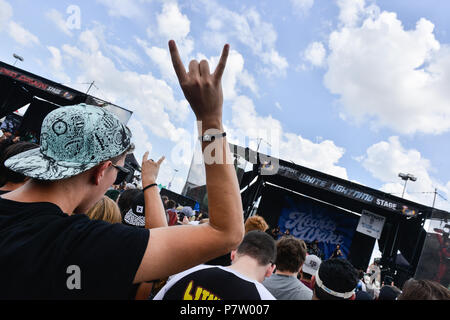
311, 258, 359, 300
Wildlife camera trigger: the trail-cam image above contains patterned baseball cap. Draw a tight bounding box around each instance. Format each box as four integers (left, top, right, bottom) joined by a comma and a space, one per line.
123, 191, 145, 228
5, 104, 132, 180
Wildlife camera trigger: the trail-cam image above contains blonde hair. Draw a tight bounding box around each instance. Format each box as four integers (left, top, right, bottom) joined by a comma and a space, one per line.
86, 196, 122, 224
244, 215, 269, 234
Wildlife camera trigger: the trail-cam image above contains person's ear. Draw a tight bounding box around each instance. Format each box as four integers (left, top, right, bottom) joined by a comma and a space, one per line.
230, 250, 237, 262
92, 162, 111, 185
264, 264, 276, 278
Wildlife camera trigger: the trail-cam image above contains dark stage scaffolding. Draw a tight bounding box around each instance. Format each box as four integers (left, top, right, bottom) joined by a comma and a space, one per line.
182, 143, 449, 288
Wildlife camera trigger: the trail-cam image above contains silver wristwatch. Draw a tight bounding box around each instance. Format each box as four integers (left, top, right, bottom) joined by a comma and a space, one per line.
199, 132, 226, 142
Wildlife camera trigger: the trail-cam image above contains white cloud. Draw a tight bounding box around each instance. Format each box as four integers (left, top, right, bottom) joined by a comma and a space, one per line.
336, 0, 367, 27
46, 9, 73, 37
0, 0, 39, 47
96, 0, 143, 19
127, 117, 153, 160
0, 0, 13, 32
109, 45, 143, 65
228, 95, 348, 179
139, 2, 195, 83
361, 136, 450, 210
362, 136, 433, 184
79, 30, 100, 52
8, 21, 39, 46
61, 29, 190, 141
200, 0, 288, 77
137, 38, 178, 84
322, 1, 450, 135
209, 49, 258, 101
290, 0, 315, 14
47, 46, 71, 84
303, 41, 326, 67
157, 2, 190, 41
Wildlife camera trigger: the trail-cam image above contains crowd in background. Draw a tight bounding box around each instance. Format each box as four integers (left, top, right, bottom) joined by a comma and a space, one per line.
1, 106, 450, 301
0, 40, 449, 301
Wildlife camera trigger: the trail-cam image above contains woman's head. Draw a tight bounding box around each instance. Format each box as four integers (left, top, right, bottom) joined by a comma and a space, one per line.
244, 215, 269, 234
85, 196, 122, 224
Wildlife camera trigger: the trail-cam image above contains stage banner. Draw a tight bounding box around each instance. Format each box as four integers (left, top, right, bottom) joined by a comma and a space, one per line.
356, 210, 385, 240
0, 64, 76, 101
277, 195, 360, 260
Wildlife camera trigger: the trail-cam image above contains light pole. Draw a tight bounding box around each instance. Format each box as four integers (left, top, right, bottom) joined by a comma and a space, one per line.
13, 54, 24, 66
168, 169, 179, 190
398, 173, 417, 198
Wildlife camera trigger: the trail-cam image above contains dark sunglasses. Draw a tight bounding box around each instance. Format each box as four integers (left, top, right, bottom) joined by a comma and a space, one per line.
112, 164, 130, 185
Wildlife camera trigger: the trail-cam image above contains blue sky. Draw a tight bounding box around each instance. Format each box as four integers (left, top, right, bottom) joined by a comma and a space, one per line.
1, 0, 449, 213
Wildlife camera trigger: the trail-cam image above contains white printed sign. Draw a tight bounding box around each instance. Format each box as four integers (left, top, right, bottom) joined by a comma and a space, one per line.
356, 210, 385, 239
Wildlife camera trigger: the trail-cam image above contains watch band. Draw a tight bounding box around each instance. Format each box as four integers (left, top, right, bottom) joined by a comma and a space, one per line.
199, 132, 226, 142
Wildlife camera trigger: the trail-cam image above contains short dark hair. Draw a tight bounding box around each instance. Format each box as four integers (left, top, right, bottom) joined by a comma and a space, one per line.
398, 279, 450, 300
378, 285, 402, 300
275, 236, 307, 273
165, 200, 177, 210
0, 142, 39, 186
117, 188, 141, 218
236, 230, 276, 266
314, 258, 358, 300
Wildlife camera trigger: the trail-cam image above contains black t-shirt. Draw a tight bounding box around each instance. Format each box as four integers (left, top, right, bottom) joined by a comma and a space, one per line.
0, 190, 9, 195
204, 253, 231, 267
153, 265, 275, 300
0, 197, 149, 299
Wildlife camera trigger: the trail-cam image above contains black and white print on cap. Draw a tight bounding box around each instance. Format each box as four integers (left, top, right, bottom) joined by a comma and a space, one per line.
5, 104, 132, 181
124, 208, 145, 227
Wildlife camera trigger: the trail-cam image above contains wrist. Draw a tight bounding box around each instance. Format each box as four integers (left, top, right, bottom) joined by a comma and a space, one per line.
197, 119, 223, 133
143, 183, 158, 192
143, 180, 156, 187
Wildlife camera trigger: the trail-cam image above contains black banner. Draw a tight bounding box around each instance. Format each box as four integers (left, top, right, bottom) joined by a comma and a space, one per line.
276, 164, 420, 217
0, 65, 76, 101
228, 143, 428, 219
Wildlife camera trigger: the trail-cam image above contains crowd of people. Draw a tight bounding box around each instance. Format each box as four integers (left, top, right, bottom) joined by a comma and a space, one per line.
0, 40, 449, 301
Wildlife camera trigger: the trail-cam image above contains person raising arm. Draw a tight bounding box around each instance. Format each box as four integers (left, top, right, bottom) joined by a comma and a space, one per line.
140, 152, 167, 229
133, 40, 244, 283
0, 40, 243, 299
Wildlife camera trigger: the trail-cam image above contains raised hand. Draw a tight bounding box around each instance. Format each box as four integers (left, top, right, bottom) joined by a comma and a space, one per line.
169, 40, 229, 129
141, 151, 165, 187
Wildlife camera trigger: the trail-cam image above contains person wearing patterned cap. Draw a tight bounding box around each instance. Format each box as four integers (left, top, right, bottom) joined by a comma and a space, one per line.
0, 40, 244, 299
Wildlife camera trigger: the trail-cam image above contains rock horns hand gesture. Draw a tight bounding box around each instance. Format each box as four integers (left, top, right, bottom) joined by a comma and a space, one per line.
169, 40, 229, 129
141, 151, 165, 187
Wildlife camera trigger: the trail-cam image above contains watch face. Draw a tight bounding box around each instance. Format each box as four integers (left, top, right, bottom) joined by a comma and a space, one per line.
204, 134, 211, 141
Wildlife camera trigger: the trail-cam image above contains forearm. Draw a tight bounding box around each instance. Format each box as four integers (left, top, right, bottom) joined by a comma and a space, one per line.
200, 122, 244, 247
144, 186, 168, 229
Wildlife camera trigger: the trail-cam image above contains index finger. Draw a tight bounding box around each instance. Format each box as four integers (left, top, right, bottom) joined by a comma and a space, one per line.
169, 40, 187, 83
142, 151, 149, 163
213, 44, 230, 81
